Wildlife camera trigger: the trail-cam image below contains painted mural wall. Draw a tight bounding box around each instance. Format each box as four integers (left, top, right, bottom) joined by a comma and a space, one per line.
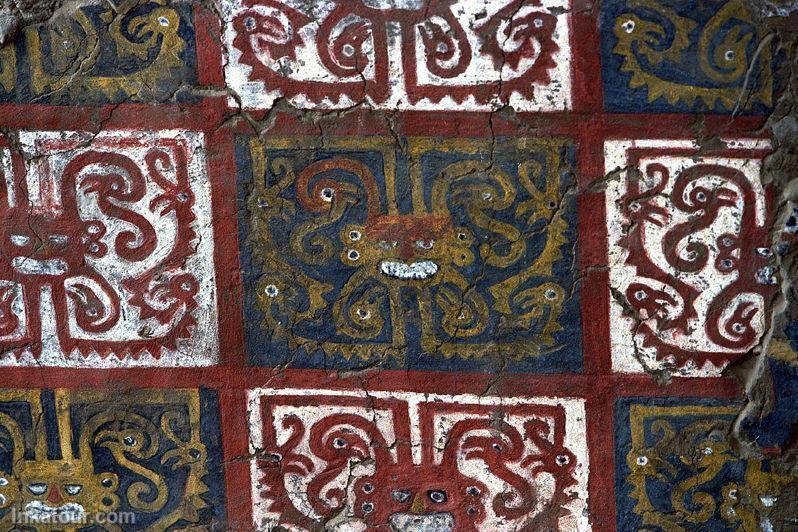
0, 0, 793, 530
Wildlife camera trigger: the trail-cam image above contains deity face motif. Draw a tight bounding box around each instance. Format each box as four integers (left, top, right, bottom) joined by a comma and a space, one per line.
2, 212, 107, 279
341, 214, 474, 283
0, 459, 118, 529
253, 391, 588, 531
352, 464, 487, 531
0, 131, 218, 364
245, 139, 580, 369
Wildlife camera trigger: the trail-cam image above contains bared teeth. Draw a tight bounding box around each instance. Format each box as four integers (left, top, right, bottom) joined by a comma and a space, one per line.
379, 260, 438, 280
11, 257, 68, 276
22, 501, 86, 523
388, 512, 454, 532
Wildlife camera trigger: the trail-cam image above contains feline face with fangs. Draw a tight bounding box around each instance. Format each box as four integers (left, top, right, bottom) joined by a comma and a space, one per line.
0, 459, 119, 530
340, 214, 474, 283
351, 464, 487, 531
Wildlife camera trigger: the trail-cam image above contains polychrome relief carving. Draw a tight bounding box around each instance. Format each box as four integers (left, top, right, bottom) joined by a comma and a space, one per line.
616, 399, 794, 531
222, 0, 572, 111
0, 388, 224, 530
0, 130, 218, 366
605, 139, 776, 376
249, 388, 589, 531
0, 0, 196, 104
601, 0, 774, 113
238, 136, 581, 372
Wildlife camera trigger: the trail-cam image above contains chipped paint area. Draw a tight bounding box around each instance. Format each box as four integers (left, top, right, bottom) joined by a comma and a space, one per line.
0, 1, 198, 105
248, 388, 590, 531
600, 0, 774, 114
616, 398, 795, 531
222, 0, 572, 111
0, 130, 218, 366
605, 139, 775, 377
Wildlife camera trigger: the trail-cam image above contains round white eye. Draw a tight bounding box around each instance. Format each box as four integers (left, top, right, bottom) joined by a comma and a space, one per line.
64, 484, 83, 496
27, 483, 47, 495
392, 489, 412, 503
415, 240, 434, 250
636, 456, 648, 466
428, 490, 447, 503
622, 19, 635, 33
10, 234, 29, 246
320, 188, 335, 202
349, 230, 361, 241
264, 284, 279, 297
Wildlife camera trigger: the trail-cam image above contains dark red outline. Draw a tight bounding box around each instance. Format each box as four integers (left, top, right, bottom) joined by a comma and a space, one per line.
194, 4, 226, 88
570, 0, 603, 114
219, 389, 253, 531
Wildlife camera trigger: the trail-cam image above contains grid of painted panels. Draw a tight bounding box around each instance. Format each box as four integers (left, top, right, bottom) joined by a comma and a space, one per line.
0, 0, 782, 530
